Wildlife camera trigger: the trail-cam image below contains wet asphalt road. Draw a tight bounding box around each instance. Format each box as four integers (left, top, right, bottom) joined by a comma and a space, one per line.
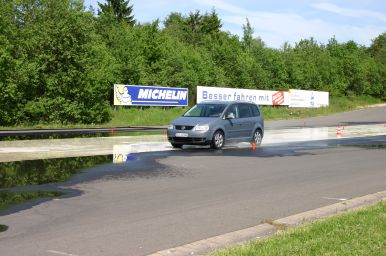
0, 107, 385, 256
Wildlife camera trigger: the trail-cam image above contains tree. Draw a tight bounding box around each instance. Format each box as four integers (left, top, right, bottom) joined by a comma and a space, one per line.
369, 32, 386, 97
201, 9, 222, 35
242, 18, 254, 52
164, 10, 222, 47
163, 12, 185, 41
164, 12, 184, 30
183, 11, 203, 46
98, 0, 135, 25
0, 0, 20, 125
369, 32, 386, 66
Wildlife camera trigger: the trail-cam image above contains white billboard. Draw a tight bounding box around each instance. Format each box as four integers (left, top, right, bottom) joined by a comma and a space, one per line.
288, 89, 329, 108
196, 86, 289, 106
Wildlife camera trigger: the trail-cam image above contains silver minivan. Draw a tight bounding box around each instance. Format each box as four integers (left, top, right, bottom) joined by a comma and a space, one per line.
167, 101, 264, 149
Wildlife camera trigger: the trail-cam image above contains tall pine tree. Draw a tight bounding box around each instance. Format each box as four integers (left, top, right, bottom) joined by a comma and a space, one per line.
98, 0, 135, 25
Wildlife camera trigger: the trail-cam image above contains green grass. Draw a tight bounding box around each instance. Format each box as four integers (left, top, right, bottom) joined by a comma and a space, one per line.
261, 95, 384, 120
108, 106, 189, 127
211, 201, 386, 256
0, 95, 383, 129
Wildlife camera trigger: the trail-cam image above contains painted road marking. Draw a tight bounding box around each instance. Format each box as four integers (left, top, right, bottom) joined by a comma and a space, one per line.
322, 197, 347, 201
47, 250, 80, 256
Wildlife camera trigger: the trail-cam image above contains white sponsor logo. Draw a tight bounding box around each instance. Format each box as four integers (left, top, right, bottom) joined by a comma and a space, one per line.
115, 85, 132, 105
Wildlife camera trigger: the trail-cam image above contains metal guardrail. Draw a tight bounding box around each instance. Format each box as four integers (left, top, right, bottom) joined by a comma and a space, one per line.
0, 126, 168, 137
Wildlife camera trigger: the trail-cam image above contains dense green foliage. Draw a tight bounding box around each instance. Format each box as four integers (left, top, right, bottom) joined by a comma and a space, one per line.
1, 0, 385, 125
0, 0, 116, 125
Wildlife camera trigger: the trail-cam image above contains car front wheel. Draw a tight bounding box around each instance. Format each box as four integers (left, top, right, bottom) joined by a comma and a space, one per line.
252, 129, 263, 146
211, 130, 224, 149
171, 143, 183, 149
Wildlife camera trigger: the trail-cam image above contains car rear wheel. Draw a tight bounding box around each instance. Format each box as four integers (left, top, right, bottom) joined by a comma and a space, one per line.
252, 129, 263, 146
211, 130, 224, 149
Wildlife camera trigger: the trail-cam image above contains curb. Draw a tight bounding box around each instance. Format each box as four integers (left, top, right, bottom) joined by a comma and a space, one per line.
148, 190, 386, 256
273, 190, 386, 227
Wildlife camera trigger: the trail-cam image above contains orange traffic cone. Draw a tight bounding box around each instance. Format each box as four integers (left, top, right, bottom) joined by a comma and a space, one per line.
336, 126, 342, 137
252, 143, 256, 150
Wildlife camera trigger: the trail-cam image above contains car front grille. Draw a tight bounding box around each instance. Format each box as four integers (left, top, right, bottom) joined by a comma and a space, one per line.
175, 125, 194, 130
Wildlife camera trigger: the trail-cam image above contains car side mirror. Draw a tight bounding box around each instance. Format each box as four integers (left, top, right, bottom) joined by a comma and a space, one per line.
226, 113, 235, 119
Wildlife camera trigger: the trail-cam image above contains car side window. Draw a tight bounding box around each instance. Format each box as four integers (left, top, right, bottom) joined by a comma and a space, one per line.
250, 104, 260, 117
205, 105, 226, 117
238, 104, 252, 118
225, 104, 238, 119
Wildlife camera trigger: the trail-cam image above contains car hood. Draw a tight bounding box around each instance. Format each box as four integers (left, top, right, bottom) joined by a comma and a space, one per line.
172, 116, 218, 126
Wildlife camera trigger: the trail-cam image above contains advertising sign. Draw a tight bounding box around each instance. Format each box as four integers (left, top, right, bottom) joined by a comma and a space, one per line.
196, 86, 289, 106
114, 84, 188, 106
288, 89, 329, 108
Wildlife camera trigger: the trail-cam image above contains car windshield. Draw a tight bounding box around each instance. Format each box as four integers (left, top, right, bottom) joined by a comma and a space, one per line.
183, 104, 227, 118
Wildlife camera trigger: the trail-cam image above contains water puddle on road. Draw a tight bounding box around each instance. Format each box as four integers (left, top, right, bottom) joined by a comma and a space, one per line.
0, 149, 182, 217
0, 155, 117, 217
0, 155, 113, 189
0, 141, 178, 191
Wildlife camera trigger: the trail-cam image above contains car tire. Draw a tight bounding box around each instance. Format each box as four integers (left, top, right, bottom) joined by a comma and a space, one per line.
252, 129, 263, 146
211, 130, 224, 149
171, 143, 183, 149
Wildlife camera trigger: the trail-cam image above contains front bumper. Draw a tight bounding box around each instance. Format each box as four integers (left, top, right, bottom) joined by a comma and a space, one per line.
167, 129, 212, 145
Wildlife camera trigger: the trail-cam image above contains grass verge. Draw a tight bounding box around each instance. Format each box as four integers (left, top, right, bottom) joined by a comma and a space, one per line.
0, 95, 383, 129
109, 95, 383, 126
261, 95, 384, 120
211, 201, 386, 256
109, 106, 188, 127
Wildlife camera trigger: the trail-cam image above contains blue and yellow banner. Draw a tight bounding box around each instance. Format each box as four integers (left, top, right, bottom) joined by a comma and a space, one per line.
114, 84, 188, 106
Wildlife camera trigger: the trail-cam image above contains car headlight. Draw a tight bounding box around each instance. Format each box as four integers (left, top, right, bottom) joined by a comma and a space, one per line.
194, 124, 209, 131
167, 125, 174, 130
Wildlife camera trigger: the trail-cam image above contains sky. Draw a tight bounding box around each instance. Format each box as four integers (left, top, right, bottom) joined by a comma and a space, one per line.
84, 0, 386, 48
